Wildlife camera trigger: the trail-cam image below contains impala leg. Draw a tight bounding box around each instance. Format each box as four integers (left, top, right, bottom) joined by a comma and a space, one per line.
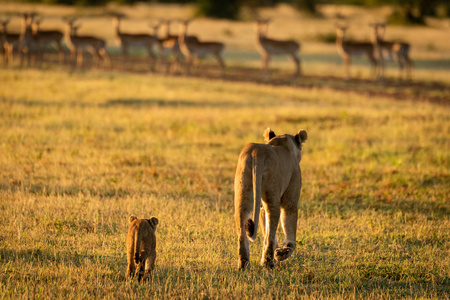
376, 50, 384, 80
368, 53, 378, 80
394, 52, 404, 80
344, 55, 351, 80
0, 45, 5, 65
8, 45, 13, 65
193, 55, 200, 72
70, 48, 76, 67
172, 49, 181, 74
184, 55, 191, 74
216, 54, 225, 75
1, 45, 6, 65
19, 49, 25, 68
292, 54, 301, 78
262, 53, 270, 77
3, 44, 12, 65
77, 50, 83, 69
56, 42, 64, 64
27, 49, 32, 67
147, 46, 156, 72
160, 48, 170, 74
99, 48, 110, 70
398, 59, 405, 80
405, 56, 412, 81
121, 45, 128, 70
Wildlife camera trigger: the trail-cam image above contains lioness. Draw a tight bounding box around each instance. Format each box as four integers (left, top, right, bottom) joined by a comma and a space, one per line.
126, 215, 159, 281
234, 128, 307, 269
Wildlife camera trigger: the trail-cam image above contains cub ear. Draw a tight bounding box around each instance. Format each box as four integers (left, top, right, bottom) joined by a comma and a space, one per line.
148, 217, 159, 228
263, 127, 276, 142
129, 215, 137, 224
295, 130, 308, 145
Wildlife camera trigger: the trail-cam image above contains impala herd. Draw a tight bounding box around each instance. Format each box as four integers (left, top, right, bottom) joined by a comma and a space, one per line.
0, 13, 413, 80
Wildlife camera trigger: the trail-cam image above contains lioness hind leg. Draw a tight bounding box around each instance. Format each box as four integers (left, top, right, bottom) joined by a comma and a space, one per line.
260, 207, 280, 250
275, 207, 298, 262
274, 243, 295, 262
236, 207, 252, 269
237, 229, 251, 270
260, 202, 280, 269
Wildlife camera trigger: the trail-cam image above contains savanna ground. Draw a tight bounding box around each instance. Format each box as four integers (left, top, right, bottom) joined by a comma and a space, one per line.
0, 2, 449, 299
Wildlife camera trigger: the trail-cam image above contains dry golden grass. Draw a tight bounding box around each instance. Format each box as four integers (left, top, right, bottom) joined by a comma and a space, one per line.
0, 66, 448, 298
0, 3, 449, 298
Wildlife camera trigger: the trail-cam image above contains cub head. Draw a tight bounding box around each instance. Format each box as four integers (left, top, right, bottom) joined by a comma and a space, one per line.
295, 129, 308, 150
147, 217, 159, 230
129, 215, 137, 224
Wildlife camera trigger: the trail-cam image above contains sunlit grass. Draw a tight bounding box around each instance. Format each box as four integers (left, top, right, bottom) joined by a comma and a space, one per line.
0, 2, 449, 298
0, 67, 448, 298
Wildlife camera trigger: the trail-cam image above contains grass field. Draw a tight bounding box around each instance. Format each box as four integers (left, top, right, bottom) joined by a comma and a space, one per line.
0, 2, 449, 299
1, 68, 449, 298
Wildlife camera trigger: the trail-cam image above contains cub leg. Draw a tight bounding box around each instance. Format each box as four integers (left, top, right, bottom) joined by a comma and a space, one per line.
126, 239, 136, 278
136, 251, 148, 282
126, 254, 136, 278
142, 250, 156, 281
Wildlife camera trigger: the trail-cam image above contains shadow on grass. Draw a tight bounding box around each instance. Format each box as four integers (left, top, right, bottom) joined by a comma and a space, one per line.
6, 51, 450, 106
2, 97, 255, 110
0, 182, 134, 199
0, 248, 126, 283
100, 98, 248, 109
300, 193, 449, 220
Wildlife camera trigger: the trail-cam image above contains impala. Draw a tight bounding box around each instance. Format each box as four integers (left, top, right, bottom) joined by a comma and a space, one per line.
157, 19, 183, 73
0, 19, 19, 65
19, 13, 40, 67
371, 23, 412, 80
111, 13, 158, 70
335, 25, 379, 80
255, 19, 301, 77
178, 19, 225, 74
32, 18, 65, 64
64, 19, 110, 69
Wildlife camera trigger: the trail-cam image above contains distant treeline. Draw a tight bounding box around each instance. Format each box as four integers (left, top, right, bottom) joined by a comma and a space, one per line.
16, 0, 450, 23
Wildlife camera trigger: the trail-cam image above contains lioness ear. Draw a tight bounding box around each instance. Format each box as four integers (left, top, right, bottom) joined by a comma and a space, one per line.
295, 130, 308, 145
149, 217, 159, 228
129, 215, 137, 224
263, 127, 276, 142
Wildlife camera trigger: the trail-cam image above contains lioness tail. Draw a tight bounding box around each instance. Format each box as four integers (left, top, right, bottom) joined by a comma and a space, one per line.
245, 218, 255, 239
246, 149, 264, 242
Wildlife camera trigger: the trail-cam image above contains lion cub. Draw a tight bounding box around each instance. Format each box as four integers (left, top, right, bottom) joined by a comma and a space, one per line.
126, 215, 159, 282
